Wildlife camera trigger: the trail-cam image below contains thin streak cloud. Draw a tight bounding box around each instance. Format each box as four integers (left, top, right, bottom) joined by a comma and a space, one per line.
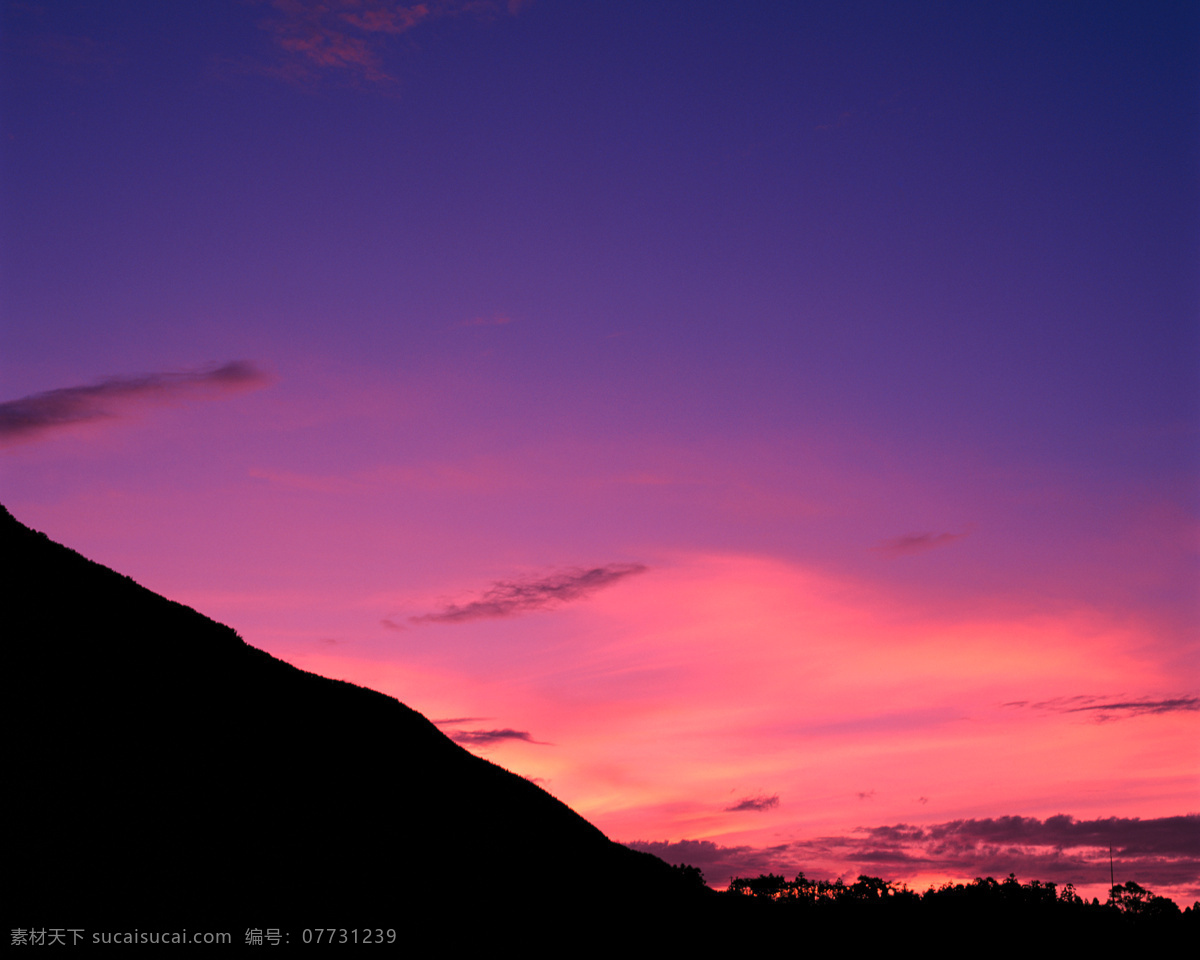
447, 728, 547, 746
0, 362, 270, 445
1006, 695, 1200, 722
410, 563, 647, 624
725, 794, 780, 813
875, 530, 970, 557
432, 716, 493, 725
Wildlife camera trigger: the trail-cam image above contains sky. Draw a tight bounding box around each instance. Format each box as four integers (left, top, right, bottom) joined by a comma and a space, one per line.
2, 0, 1197, 903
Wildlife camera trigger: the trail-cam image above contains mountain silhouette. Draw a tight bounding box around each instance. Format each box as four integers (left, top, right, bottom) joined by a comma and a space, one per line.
6, 505, 700, 933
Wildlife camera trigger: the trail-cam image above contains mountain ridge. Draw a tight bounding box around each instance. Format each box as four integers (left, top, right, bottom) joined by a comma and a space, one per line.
5, 504, 699, 929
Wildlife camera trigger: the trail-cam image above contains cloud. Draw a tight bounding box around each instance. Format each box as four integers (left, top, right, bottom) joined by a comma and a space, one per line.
624, 839, 791, 880
1006, 695, 1200, 723
635, 815, 1200, 899
432, 717, 492, 725
725, 794, 780, 812
890, 815, 1200, 857
446, 728, 546, 746
845, 815, 1200, 893
875, 530, 970, 557
410, 563, 647, 624
257, 0, 530, 85
0, 362, 270, 445
1061, 697, 1198, 718
432, 716, 548, 746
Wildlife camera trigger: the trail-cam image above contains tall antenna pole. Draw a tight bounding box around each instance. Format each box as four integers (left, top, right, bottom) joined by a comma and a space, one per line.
1109, 845, 1115, 899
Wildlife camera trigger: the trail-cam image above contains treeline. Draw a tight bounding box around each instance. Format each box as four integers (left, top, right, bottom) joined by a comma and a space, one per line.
673, 868, 1196, 947
725, 871, 1187, 917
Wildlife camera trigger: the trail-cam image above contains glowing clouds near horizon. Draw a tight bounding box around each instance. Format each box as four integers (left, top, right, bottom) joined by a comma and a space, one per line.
288, 551, 1195, 897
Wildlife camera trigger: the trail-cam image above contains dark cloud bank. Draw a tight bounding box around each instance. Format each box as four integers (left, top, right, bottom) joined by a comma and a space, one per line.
629, 815, 1200, 898
0, 362, 268, 445
410, 563, 647, 624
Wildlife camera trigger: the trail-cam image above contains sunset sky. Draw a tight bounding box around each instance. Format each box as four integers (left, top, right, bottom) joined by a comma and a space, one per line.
2, 1, 1197, 902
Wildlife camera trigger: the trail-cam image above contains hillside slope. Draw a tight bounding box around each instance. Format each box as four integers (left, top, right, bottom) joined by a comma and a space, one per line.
5, 505, 696, 929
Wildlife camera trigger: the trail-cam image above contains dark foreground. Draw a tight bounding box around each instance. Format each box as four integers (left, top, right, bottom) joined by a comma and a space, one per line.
6, 503, 1193, 949
6, 502, 694, 939
707, 871, 1196, 950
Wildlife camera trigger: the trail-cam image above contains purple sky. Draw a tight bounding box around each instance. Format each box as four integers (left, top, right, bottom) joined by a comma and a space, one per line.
3, 1, 1197, 902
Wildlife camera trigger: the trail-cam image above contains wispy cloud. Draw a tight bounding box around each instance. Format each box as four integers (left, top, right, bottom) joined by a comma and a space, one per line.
410, 563, 647, 624
725, 794, 780, 813
0, 362, 270, 445
431, 716, 547, 746
875, 530, 970, 557
432, 716, 492, 725
1005, 695, 1200, 723
446, 727, 547, 746
257, 0, 529, 85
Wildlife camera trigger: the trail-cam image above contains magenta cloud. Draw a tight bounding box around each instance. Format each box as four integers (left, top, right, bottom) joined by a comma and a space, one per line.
410, 563, 647, 624
0, 362, 270, 445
